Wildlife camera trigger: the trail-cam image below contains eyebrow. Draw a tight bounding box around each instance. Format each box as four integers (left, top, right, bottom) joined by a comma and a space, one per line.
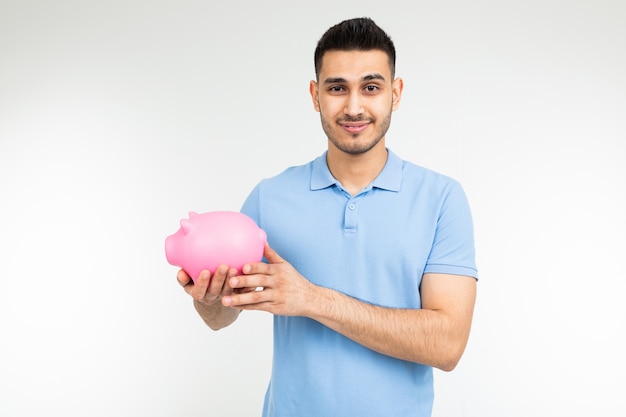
322, 73, 387, 85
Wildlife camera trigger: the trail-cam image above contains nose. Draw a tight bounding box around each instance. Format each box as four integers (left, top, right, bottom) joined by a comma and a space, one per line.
344, 91, 364, 116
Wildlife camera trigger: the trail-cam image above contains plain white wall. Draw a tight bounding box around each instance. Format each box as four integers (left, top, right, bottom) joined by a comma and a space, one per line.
1, 0, 624, 416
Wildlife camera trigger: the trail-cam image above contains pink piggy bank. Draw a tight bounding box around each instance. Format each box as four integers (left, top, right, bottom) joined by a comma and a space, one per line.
165, 211, 267, 282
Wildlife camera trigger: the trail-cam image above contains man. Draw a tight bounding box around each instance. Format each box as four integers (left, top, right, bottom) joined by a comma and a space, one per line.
178, 17, 478, 417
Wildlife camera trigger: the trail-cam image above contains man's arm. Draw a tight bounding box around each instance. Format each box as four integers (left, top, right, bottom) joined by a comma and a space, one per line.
177, 267, 241, 330
222, 244, 477, 371
307, 272, 476, 371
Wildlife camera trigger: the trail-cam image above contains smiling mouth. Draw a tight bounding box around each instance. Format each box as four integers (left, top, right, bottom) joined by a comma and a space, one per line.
340, 120, 371, 134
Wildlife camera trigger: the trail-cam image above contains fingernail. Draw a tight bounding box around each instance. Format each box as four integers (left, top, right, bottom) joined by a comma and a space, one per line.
222, 296, 232, 306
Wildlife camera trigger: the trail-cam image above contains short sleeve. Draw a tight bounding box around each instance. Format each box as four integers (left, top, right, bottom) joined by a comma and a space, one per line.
424, 181, 478, 279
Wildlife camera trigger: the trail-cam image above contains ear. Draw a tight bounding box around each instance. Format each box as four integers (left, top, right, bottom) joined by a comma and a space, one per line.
180, 218, 193, 235
309, 80, 321, 112
391, 77, 404, 111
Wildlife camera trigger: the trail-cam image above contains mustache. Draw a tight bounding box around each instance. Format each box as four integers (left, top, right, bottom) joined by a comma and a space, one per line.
338, 116, 374, 123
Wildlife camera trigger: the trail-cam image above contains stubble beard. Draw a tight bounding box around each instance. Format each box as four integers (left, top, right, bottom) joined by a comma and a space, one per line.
321, 111, 392, 155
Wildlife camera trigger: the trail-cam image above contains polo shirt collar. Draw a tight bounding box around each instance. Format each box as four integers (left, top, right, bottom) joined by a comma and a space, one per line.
372, 149, 402, 191
310, 149, 403, 192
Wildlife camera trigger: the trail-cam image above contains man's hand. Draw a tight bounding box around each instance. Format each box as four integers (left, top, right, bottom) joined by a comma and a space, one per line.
221, 243, 316, 317
177, 266, 242, 330
177, 265, 238, 305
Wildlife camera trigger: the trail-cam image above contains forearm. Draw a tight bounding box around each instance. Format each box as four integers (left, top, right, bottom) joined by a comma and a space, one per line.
221, 246, 476, 369
306, 286, 470, 371
193, 299, 241, 331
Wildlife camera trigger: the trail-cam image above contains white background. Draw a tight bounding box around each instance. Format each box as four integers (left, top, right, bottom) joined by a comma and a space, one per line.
1, 0, 625, 416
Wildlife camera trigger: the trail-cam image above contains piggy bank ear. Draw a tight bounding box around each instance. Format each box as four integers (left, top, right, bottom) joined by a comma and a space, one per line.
188, 211, 199, 218
180, 218, 193, 235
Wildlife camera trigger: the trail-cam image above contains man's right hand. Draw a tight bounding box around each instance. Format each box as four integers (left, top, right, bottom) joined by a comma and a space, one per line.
177, 265, 238, 306
177, 266, 242, 330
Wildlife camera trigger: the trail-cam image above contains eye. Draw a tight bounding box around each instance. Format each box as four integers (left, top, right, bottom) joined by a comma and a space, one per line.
364, 85, 379, 93
328, 85, 345, 93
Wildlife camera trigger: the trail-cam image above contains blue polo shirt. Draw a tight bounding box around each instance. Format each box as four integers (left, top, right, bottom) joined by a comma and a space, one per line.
241, 149, 477, 417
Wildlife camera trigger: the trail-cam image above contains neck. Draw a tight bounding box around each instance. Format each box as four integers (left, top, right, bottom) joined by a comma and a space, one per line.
326, 142, 388, 195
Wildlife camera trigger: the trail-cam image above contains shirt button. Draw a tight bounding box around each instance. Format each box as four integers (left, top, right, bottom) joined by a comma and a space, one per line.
348, 203, 356, 210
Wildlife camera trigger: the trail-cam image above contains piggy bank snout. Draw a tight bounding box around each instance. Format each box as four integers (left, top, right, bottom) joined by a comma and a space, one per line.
164, 234, 179, 266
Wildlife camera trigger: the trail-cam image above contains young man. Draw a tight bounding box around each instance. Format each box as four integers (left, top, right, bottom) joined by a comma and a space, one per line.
178, 17, 478, 417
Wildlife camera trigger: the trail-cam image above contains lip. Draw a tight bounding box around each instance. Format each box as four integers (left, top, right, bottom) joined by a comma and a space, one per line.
340, 122, 370, 134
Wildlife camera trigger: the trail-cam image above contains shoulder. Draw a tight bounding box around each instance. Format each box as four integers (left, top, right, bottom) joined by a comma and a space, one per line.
255, 154, 326, 193
240, 156, 323, 228
397, 156, 464, 196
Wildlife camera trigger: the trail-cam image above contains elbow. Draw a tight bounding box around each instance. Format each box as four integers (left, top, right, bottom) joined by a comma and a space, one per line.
437, 357, 460, 372
203, 315, 238, 331
206, 321, 226, 331
434, 326, 472, 371
433, 343, 467, 372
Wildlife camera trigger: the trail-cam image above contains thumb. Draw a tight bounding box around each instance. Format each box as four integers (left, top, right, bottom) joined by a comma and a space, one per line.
263, 242, 284, 264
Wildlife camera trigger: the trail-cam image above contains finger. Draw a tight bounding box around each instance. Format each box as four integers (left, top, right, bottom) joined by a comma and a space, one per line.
229, 274, 268, 290
206, 265, 230, 296
226, 267, 238, 280
242, 246, 278, 274
177, 269, 192, 287
189, 270, 211, 299
223, 287, 267, 308
263, 242, 284, 264
234, 286, 257, 294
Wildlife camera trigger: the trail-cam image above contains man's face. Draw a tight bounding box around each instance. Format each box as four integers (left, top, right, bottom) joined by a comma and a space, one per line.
310, 49, 403, 155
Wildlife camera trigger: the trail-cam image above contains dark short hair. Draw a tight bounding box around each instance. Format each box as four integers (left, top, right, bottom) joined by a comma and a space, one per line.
314, 17, 396, 79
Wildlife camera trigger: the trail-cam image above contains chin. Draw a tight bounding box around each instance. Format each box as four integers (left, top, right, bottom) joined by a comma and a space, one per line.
332, 136, 383, 155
